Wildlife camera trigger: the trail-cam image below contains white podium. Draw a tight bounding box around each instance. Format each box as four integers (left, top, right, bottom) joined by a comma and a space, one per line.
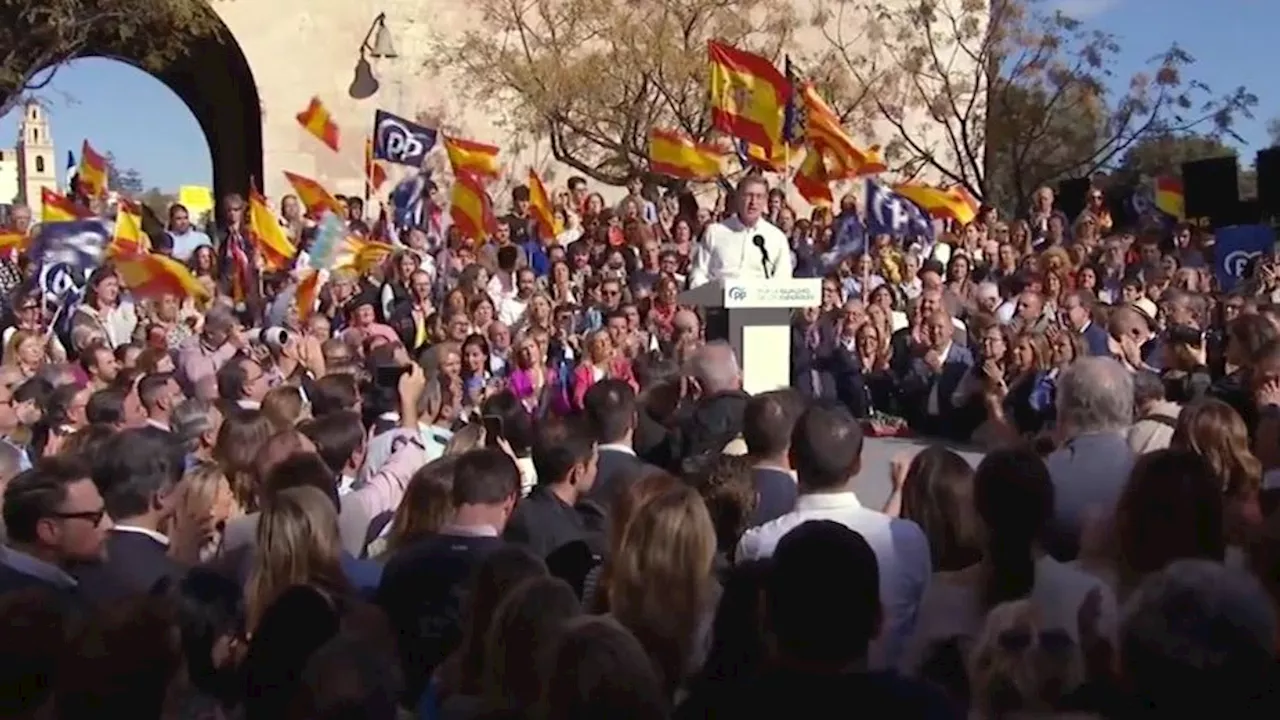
679, 278, 821, 395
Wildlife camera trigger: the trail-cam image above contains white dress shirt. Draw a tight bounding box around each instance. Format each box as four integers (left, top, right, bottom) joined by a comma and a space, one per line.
689, 215, 792, 287
736, 491, 931, 669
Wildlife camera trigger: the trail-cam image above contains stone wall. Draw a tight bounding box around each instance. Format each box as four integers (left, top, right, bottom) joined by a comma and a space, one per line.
214, 0, 982, 213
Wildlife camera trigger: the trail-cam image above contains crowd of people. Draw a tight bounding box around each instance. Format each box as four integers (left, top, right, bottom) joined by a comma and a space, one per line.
0, 166, 1274, 720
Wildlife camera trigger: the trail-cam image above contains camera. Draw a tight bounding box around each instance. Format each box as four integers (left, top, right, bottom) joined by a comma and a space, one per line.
258, 326, 291, 351
1166, 324, 1202, 347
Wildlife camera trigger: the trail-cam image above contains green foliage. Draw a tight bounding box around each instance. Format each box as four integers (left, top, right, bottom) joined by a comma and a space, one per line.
0, 0, 222, 118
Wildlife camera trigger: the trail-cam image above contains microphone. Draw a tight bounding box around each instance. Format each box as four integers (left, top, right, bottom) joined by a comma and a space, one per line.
752, 234, 772, 279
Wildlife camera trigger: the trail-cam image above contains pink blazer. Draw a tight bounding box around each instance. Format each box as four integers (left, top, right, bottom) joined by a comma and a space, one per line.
571, 357, 638, 410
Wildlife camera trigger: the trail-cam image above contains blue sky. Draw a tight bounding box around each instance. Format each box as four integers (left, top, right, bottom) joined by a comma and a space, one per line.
0, 0, 1272, 192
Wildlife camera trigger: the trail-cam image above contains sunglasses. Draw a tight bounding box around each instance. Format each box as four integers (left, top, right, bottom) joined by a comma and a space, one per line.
53, 507, 107, 525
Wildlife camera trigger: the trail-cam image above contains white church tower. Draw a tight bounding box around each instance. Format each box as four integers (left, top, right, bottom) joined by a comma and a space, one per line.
16, 100, 56, 218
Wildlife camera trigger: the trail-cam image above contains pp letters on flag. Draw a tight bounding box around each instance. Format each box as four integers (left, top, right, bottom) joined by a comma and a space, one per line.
865, 180, 935, 240
373, 110, 438, 167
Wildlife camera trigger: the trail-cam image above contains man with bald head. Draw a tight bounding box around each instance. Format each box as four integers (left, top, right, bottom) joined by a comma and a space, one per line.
898, 309, 974, 439
677, 341, 750, 461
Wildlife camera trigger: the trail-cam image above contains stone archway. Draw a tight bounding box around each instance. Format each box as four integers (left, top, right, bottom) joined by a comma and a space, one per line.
94, 10, 262, 205
150, 18, 262, 204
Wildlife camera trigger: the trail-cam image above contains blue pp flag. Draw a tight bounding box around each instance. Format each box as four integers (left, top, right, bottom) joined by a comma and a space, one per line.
373, 110, 437, 167
1216, 224, 1274, 291
864, 179, 935, 241
390, 171, 428, 230
817, 210, 866, 272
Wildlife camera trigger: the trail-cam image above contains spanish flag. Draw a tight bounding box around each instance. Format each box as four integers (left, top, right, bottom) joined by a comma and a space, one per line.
1155, 176, 1185, 220
78, 141, 109, 198
527, 169, 563, 240
248, 192, 298, 270
892, 184, 978, 226
800, 83, 885, 178
41, 187, 92, 223
794, 148, 833, 208
739, 140, 795, 173
115, 252, 210, 301
0, 232, 26, 256
443, 136, 500, 179
295, 269, 321, 321
296, 96, 340, 152
707, 40, 791, 156
111, 198, 149, 256
648, 128, 724, 181
450, 171, 498, 242
366, 137, 388, 193
283, 171, 344, 218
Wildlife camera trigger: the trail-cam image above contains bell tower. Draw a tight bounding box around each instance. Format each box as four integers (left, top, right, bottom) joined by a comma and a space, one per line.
17, 100, 56, 218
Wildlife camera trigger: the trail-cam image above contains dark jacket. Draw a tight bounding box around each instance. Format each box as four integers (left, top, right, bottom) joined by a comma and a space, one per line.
74, 529, 183, 605
586, 448, 663, 514
675, 390, 751, 464
504, 486, 605, 559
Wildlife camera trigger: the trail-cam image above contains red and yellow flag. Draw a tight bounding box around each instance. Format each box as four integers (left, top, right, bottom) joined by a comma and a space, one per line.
0, 231, 26, 256
647, 128, 724, 181
365, 137, 388, 193
248, 192, 298, 271
295, 269, 321, 321
527, 169, 563, 240
296, 96, 340, 152
800, 83, 885, 179
450, 171, 498, 242
893, 183, 978, 225
443, 136, 500, 179
335, 237, 395, 274
1155, 176, 1185, 220
110, 198, 149, 256
283, 171, 344, 218
41, 187, 92, 223
794, 148, 833, 208
115, 252, 210, 301
707, 40, 791, 156
78, 141, 109, 198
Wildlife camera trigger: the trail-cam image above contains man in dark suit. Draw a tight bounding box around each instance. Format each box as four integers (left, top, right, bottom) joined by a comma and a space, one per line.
73, 428, 187, 604
581, 379, 662, 513
377, 448, 520, 703
1062, 289, 1110, 356
742, 390, 807, 527
0, 455, 110, 606
505, 416, 603, 559
899, 309, 975, 440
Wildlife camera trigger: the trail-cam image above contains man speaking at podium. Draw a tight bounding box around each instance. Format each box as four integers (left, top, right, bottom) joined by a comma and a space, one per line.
689, 175, 793, 287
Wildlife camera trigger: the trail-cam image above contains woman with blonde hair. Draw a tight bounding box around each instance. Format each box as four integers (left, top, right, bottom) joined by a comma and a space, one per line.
245, 485, 352, 633
1172, 398, 1264, 548
967, 599, 1087, 717
2, 328, 48, 378
175, 461, 242, 561
605, 484, 719, 697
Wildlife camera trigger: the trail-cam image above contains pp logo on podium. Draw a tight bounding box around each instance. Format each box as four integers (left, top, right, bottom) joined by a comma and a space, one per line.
727, 286, 748, 302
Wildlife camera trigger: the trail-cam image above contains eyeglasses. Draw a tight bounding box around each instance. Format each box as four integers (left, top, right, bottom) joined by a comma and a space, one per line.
52, 507, 107, 525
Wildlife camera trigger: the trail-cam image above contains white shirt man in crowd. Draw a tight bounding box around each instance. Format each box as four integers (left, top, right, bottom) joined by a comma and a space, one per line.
689, 175, 792, 287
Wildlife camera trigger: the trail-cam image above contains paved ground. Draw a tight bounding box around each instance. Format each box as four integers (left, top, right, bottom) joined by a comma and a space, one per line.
855, 437, 987, 510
